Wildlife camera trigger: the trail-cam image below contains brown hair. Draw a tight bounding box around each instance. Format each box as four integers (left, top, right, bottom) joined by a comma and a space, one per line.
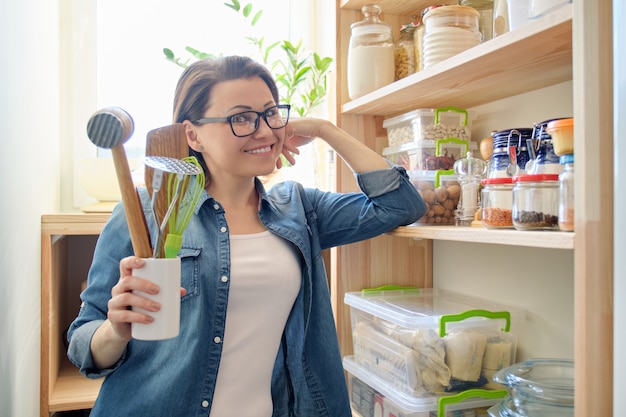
172, 56, 280, 179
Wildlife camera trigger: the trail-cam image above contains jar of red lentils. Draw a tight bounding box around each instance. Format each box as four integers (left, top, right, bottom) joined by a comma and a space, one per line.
481, 177, 514, 228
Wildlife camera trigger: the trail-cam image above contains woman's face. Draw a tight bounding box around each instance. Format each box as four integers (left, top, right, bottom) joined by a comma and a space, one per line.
188, 76, 285, 181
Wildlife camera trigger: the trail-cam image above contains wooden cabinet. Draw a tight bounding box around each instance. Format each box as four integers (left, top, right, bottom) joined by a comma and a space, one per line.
332, 2, 613, 417
40, 214, 109, 416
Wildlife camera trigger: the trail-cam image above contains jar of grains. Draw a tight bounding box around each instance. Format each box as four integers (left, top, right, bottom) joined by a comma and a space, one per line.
347, 4, 395, 100
395, 23, 417, 80
512, 174, 560, 231
481, 177, 514, 228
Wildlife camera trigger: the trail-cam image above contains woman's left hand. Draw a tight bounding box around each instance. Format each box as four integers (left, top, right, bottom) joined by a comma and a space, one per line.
276, 117, 329, 169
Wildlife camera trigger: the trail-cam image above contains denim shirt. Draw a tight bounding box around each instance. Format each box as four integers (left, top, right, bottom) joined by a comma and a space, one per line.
67, 166, 426, 417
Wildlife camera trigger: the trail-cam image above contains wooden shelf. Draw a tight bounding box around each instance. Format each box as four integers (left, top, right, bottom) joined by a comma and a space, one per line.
49, 360, 102, 412
42, 213, 110, 235
388, 225, 574, 250
341, 4, 572, 116
41, 213, 110, 416
340, 0, 457, 15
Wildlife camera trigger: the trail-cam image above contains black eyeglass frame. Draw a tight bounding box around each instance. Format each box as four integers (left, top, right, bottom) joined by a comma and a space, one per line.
193, 104, 291, 138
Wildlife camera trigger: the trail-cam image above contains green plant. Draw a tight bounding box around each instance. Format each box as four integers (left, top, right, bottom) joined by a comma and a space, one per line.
163, 0, 333, 118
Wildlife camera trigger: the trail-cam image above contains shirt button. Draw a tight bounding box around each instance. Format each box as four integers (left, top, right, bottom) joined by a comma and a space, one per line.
221, 276, 228, 283
220, 226, 227, 233
201, 400, 209, 408
214, 336, 222, 344
213, 203, 219, 210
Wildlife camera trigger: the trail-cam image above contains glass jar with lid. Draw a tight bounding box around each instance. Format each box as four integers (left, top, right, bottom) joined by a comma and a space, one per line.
488, 128, 532, 178
526, 118, 564, 175
395, 22, 417, 80
347, 4, 395, 100
422, 5, 481, 68
461, 0, 495, 42
558, 154, 575, 231
512, 174, 560, 231
481, 177, 514, 229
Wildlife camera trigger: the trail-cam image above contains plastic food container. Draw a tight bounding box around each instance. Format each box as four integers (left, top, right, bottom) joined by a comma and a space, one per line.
409, 170, 461, 225
383, 138, 477, 171
489, 358, 574, 417
481, 177, 514, 229
346, 361, 506, 417
512, 174, 560, 231
345, 288, 520, 398
383, 107, 474, 147
545, 117, 573, 156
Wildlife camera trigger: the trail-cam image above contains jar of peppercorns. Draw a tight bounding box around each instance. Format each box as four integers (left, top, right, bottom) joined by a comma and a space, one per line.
481, 177, 514, 229
512, 174, 560, 231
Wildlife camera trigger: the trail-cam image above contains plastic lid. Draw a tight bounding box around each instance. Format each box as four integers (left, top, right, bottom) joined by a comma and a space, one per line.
559, 154, 574, 164
547, 117, 574, 130
344, 288, 518, 332
481, 177, 513, 185
382, 108, 435, 128
512, 174, 559, 182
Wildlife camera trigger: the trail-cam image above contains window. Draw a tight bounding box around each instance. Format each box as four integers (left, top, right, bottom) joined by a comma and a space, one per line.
64, 0, 334, 210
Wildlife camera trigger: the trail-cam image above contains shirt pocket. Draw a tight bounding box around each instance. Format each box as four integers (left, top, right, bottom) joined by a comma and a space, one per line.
179, 247, 201, 302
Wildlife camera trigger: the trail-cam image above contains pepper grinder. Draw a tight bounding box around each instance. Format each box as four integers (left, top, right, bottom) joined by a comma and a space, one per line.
454, 151, 487, 226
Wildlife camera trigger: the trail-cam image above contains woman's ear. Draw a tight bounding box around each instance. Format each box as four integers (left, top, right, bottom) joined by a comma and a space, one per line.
183, 120, 203, 152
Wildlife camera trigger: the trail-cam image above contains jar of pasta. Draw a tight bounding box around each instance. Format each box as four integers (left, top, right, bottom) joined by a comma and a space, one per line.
395, 23, 417, 80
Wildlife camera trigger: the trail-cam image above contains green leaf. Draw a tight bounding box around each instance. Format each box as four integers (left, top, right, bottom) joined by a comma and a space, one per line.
242, 3, 253, 17
224, 0, 240, 11
163, 48, 175, 59
251, 10, 263, 26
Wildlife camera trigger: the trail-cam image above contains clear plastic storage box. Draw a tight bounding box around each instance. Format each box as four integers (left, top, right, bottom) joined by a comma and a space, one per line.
383, 107, 474, 147
345, 288, 520, 399
346, 358, 506, 417
383, 138, 477, 171
408, 170, 461, 225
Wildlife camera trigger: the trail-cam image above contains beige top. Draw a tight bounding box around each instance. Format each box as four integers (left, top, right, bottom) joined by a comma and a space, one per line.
209, 231, 301, 417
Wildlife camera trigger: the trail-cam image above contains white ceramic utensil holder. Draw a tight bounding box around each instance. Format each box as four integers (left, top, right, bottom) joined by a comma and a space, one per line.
131, 257, 181, 340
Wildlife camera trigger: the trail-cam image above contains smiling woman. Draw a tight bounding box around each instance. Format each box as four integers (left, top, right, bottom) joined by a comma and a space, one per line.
61, 0, 334, 212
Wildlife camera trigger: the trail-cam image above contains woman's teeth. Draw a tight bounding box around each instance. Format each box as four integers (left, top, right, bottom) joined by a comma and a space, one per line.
246, 145, 272, 154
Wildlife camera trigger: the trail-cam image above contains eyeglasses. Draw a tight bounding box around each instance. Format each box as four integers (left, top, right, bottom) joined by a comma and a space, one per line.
194, 104, 291, 137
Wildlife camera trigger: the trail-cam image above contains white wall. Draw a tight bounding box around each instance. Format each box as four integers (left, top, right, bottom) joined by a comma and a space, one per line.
0, 1, 61, 416
434, 82, 576, 361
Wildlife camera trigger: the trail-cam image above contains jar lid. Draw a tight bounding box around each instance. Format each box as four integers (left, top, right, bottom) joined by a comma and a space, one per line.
560, 154, 574, 164
547, 117, 574, 130
423, 5, 480, 20
513, 174, 559, 182
482, 177, 513, 185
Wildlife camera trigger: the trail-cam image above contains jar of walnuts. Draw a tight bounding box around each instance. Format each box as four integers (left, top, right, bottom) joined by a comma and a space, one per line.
410, 171, 461, 225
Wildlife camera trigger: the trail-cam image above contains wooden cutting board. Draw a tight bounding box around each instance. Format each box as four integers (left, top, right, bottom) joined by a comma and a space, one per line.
144, 123, 190, 258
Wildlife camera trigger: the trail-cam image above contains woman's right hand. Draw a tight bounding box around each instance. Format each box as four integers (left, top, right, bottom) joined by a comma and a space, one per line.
90, 257, 161, 370
106, 256, 161, 341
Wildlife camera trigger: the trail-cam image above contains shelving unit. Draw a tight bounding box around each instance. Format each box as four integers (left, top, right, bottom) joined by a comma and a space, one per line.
388, 226, 574, 249
333, 2, 613, 417
41, 213, 109, 416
